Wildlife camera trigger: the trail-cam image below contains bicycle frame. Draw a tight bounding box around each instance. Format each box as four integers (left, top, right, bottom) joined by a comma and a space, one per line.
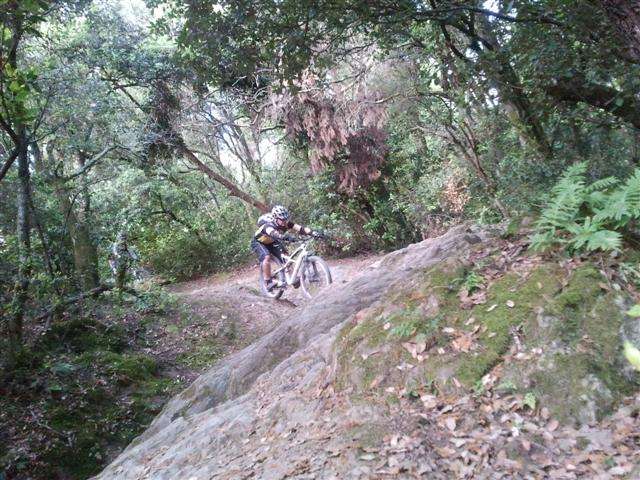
271, 241, 310, 286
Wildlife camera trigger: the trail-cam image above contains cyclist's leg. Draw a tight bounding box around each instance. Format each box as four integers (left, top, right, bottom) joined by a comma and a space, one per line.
269, 242, 285, 263
267, 243, 288, 286
262, 256, 272, 282
251, 239, 269, 275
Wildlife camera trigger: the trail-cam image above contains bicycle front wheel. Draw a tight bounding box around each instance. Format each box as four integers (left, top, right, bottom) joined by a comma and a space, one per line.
300, 256, 332, 299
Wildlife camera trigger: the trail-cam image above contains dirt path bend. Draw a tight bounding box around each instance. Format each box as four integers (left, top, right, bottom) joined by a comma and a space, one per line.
165, 254, 383, 368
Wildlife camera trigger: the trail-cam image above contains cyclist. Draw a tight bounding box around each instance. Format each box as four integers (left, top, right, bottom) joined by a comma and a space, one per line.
251, 205, 320, 290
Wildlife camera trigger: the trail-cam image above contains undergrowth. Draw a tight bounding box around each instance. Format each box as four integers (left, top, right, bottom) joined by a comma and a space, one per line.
0, 292, 187, 480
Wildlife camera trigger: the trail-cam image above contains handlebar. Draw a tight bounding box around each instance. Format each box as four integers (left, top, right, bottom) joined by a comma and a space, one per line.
281, 233, 330, 243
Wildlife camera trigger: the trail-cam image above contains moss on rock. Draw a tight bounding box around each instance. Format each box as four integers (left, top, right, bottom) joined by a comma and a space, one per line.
454, 265, 563, 386
334, 257, 639, 425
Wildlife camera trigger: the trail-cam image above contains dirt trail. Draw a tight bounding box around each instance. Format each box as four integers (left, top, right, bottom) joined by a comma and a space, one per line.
165, 254, 383, 369
170, 254, 382, 303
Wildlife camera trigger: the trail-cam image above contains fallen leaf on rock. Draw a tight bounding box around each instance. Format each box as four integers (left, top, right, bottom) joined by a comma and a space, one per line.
452, 334, 474, 353
421, 394, 438, 409
548, 419, 559, 432
486, 304, 498, 312
396, 362, 414, 371
445, 417, 456, 431
450, 438, 467, 448
361, 350, 380, 360
402, 342, 417, 357
506, 300, 515, 308
435, 446, 456, 458
369, 375, 383, 389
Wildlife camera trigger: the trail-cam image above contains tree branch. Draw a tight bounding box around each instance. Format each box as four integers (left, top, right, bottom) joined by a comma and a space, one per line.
546, 76, 640, 130
62, 146, 116, 181
0, 147, 18, 182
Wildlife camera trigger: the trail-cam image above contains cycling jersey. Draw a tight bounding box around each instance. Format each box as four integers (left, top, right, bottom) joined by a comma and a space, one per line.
254, 213, 311, 245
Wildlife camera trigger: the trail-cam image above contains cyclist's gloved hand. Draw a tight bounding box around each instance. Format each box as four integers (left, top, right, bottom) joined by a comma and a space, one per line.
312, 230, 327, 239
282, 234, 296, 243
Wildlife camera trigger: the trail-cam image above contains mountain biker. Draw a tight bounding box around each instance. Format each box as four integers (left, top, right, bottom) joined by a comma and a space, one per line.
251, 205, 320, 290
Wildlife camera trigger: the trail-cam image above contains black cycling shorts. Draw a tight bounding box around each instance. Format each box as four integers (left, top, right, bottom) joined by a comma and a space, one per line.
251, 238, 283, 263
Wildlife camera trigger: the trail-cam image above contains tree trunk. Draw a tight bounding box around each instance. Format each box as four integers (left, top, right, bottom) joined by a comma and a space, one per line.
599, 0, 640, 64
53, 178, 101, 290
37, 143, 101, 291
8, 128, 30, 365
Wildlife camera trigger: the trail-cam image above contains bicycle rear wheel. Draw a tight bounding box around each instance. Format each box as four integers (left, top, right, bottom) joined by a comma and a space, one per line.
300, 256, 332, 299
260, 256, 285, 299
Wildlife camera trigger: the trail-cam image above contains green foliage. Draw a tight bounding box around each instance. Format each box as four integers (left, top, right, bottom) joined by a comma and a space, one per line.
462, 271, 483, 294
531, 163, 640, 252
0, 299, 183, 480
523, 392, 537, 410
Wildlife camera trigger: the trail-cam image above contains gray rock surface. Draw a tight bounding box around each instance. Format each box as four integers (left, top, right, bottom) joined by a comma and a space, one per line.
95, 225, 494, 479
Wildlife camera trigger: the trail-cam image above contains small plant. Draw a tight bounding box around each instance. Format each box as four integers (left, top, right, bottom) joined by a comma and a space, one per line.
496, 379, 517, 393
389, 319, 420, 338
523, 392, 537, 410
472, 379, 485, 396
388, 311, 442, 339
618, 262, 640, 288
531, 162, 640, 252
462, 271, 483, 294
623, 305, 640, 371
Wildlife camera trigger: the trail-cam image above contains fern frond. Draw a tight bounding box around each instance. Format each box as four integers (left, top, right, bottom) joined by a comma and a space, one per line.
586, 191, 608, 210
535, 163, 587, 230
594, 188, 629, 222
584, 176, 618, 194
529, 230, 559, 251
565, 218, 621, 251
584, 230, 622, 251
622, 168, 640, 217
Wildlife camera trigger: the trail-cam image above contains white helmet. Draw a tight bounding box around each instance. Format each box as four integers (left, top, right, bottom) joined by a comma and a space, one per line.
271, 205, 290, 221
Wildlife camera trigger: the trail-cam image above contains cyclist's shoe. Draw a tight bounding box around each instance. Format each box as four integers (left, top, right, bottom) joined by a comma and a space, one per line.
292, 278, 300, 289
267, 279, 285, 290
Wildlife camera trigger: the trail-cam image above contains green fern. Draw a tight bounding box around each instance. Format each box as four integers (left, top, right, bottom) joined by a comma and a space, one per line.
532, 164, 640, 253
584, 176, 618, 194
531, 162, 588, 250
565, 218, 622, 252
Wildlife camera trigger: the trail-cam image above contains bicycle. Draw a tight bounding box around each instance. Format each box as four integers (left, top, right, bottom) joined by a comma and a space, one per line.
259, 235, 332, 300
